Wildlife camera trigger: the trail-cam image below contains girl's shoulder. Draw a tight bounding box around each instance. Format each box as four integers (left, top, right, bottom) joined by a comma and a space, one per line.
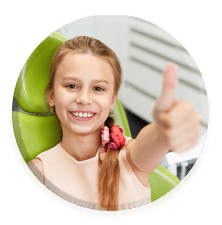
27, 158, 44, 184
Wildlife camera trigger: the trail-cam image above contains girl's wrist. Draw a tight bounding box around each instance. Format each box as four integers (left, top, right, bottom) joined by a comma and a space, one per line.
154, 122, 171, 153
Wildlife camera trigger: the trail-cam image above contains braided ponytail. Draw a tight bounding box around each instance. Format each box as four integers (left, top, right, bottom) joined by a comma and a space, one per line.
98, 116, 121, 211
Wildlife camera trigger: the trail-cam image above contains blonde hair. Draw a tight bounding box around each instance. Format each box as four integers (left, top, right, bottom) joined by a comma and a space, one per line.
45, 36, 123, 211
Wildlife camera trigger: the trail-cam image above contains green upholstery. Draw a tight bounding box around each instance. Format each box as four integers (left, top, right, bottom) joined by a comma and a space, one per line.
14, 32, 67, 113
12, 31, 180, 203
12, 111, 62, 163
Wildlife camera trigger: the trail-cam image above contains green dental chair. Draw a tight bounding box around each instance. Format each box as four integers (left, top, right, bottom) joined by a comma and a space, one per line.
12, 32, 180, 203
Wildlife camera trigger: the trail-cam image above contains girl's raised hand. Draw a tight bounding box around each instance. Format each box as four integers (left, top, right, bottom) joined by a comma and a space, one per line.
152, 62, 202, 153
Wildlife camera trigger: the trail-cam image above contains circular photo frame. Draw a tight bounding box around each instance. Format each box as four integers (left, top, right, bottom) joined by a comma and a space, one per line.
8, 15, 214, 220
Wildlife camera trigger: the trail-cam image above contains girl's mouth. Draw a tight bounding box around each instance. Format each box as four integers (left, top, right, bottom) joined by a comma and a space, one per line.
69, 111, 97, 121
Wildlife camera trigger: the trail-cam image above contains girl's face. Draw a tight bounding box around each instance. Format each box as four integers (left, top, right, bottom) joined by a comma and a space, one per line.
48, 52, 117, 135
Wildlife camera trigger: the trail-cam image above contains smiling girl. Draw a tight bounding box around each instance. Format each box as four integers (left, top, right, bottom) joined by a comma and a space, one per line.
27, 36, 201, 211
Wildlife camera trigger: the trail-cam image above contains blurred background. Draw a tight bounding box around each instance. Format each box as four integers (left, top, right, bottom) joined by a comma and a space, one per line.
12, 15, 208, 180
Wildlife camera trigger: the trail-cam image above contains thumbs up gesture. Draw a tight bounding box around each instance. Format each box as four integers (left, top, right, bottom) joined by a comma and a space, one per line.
152, 62, 202, 153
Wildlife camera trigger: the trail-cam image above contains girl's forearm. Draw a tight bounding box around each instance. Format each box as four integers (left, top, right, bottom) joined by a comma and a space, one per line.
130, 122, 170, 174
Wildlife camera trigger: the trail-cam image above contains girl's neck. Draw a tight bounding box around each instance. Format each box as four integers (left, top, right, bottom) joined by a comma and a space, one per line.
60, 128, 102, 161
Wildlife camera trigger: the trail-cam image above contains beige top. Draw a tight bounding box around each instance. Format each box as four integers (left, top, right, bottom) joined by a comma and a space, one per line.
36, 136, 151, 210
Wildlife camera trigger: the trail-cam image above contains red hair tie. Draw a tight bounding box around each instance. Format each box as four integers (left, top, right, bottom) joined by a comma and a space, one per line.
99, 125, 126, 161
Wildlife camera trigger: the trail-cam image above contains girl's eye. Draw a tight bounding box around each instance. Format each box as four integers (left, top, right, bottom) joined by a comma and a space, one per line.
93, 87, 104, 92
66, 84, 76, 89
66, 84, 104, 92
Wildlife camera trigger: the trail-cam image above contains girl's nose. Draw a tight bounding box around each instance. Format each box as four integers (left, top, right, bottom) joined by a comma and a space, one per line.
76, 89, 92, 105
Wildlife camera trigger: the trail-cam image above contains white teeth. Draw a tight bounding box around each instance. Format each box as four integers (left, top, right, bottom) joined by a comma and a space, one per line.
71, 112, 94, 118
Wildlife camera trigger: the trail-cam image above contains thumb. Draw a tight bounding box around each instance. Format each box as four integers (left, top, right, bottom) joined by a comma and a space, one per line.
156, 62, 178, 112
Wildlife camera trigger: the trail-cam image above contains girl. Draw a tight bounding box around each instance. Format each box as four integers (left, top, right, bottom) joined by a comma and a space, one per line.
27, 36, 201, 211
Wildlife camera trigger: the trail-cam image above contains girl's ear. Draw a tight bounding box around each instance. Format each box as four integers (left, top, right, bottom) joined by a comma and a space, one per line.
48, 89, 55, 107
110, 93, 118, 110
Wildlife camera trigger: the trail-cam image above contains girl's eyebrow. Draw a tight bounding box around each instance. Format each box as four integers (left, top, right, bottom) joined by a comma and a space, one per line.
61, 76, 109, 84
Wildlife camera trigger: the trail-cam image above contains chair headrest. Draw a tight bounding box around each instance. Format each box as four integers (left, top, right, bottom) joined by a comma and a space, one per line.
14, 32, 67, 113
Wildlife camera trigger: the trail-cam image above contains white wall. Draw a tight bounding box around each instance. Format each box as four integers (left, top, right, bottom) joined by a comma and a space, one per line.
124, 17, 208, 136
